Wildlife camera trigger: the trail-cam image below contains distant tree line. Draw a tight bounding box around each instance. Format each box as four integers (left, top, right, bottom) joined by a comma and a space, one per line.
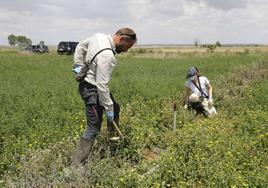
8, 34, 32, 47
193, 39, 222, 48
193, 39, 222, 52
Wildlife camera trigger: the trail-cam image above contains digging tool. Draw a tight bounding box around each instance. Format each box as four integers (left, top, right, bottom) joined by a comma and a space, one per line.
110, 120, 124, 141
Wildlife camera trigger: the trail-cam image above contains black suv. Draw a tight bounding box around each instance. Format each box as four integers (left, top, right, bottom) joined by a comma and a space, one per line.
57, 41, 78, 55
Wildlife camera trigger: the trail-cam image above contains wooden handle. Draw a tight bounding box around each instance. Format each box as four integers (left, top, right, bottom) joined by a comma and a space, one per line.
112, 121, 124, 138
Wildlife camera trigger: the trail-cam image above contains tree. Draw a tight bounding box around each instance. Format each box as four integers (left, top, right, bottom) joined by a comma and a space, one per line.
207, 44, 216, 53
193, 38, 200, 47
215, 41, 222, 47
8, 35, 32, 47
17, 35, 32, 47
8, 34, 17, 46
26, 38, 32, 46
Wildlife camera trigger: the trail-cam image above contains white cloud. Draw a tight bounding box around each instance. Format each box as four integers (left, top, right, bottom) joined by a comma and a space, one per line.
0, 0, 267, 45
189, 0, 249, 11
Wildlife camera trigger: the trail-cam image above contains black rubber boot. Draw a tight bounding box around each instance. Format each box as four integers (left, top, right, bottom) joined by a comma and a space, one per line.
72, 137, 95, 167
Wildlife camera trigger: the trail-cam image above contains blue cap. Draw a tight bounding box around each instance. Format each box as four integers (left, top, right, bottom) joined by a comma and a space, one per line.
186, 67, 197, 78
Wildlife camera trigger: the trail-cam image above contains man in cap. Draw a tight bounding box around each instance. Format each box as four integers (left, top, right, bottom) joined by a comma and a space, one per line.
72, 28, 137, 167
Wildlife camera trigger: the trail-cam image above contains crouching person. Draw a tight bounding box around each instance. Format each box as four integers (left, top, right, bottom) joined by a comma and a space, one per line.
183, 67, 217, 117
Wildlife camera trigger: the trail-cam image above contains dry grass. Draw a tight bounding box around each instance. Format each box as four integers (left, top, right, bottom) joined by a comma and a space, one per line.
2, 45, 268, 54
134, 45, 268, 53
122, 45, 268, 58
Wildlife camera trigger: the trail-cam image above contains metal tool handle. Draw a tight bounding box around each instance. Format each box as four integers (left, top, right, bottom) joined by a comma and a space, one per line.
173, 102, 177, 131
173, 111, 177, 131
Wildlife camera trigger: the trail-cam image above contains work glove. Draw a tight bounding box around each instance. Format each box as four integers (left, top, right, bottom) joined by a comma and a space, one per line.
106, 111, 114, 122
72, 65, 82, 74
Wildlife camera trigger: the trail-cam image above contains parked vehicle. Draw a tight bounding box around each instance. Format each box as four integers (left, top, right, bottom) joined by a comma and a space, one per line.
57, 41, 78, 55
25, 44, 49, 53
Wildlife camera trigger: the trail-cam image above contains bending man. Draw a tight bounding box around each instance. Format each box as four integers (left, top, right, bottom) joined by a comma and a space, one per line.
72, 28, 137, 167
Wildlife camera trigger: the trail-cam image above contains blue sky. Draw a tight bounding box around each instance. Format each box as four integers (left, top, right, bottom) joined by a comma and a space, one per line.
0, 0, 267, 45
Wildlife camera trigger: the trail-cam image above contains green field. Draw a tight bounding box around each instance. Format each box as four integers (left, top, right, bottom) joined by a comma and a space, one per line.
0, 49, 268, 187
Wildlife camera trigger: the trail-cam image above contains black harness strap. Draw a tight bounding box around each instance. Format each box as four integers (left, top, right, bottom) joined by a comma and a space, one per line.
78, 48, 115, 82
85, 48, 115, 67
191, 77, 209, 99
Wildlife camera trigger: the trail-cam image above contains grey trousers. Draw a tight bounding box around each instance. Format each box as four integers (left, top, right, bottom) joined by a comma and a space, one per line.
79, 81, 120, 140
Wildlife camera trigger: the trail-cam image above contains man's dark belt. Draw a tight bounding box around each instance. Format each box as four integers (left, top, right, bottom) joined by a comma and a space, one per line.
79, 81, 98, 99
80, 81, 97, 89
